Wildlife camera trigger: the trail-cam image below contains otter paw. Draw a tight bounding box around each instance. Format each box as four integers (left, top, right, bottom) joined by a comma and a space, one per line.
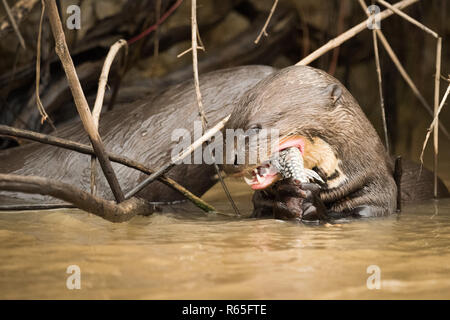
251, 190, 276, 218
273, 179, 327, 221
299, 183, 328, 221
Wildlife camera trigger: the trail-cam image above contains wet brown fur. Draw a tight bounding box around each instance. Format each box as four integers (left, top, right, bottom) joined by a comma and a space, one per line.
223, 66, 448, 217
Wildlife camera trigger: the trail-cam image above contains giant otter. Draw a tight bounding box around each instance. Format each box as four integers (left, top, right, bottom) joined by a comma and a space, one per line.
0, 65, 448, 219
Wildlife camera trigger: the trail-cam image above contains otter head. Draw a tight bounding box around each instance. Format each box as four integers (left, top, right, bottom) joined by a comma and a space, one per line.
222, 65, 359, 190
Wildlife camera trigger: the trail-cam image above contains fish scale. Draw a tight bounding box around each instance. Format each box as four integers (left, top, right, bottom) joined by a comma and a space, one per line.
271, 147, 324, 184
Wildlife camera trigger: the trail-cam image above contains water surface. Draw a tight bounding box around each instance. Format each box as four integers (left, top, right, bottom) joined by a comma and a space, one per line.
0, 181, 449, 299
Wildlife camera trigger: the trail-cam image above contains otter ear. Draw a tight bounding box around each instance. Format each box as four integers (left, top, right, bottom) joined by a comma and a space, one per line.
326, 84, 342, 105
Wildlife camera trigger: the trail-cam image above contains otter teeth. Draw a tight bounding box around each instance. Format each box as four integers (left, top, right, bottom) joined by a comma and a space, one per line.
244, 168, 268, 186
253, 168, 265, 184
244, 176, 257, 185
256, 173, 264, 184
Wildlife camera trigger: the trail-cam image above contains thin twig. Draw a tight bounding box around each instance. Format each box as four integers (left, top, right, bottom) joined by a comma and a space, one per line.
196, 22, 205, 50
177, 15, 206, 59
177, 46, 204, 58
106, 50, 127, 112
90, 39, 128, 194
419, 82, 449, 169
254, 0, 279, 44
44, 0, 124, 203
359, 0, 390, 152
377, 0, 438, 38
190, 0, 240, 216
432, 37, 441, 197
124, 114, 230, 201
0, 124, 217, 213
357, 0, 450, 140
296, 0, 418, 66
191, 0, 207, 130
92, 40, 128, 125
35, 0, 56, 130
1, 0, 26, 49
373, 30, 390, 152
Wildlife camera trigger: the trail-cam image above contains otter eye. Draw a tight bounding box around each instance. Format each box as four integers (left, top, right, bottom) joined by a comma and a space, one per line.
247, 124, 262, 134
326, 84, 342, 105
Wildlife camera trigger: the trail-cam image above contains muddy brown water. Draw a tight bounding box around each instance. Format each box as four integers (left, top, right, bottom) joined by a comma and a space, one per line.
0, 180, 449, 299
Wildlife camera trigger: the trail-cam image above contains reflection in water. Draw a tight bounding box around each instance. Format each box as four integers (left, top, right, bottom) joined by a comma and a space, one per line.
0, 181, 449, 299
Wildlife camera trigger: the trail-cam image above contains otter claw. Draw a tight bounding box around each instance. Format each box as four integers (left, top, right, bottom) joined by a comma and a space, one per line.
303, 168, 325, 184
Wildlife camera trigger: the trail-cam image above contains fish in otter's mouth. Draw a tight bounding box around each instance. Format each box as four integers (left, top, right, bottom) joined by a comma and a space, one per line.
243, 136, 324, 190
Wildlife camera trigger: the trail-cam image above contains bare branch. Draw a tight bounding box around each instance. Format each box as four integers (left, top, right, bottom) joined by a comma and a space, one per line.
296, 0, 418, 66
92, 39, 128, 125
432, 37, 442, 197
420, 83, 450, 166
177, 46, 204, 58
190, 0, 240, 216
0, 124, 217, 213
35, 0, 56, 130
90, 39, 128, 195
372, 29, 390, 153
43, 0, 124, 202
191, 0, 208, 130
357, 0, 450, 140
358, 0, 389, 152
254, 0, 279, 44
124, 114, 230, 200
377, 0, 438, 38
